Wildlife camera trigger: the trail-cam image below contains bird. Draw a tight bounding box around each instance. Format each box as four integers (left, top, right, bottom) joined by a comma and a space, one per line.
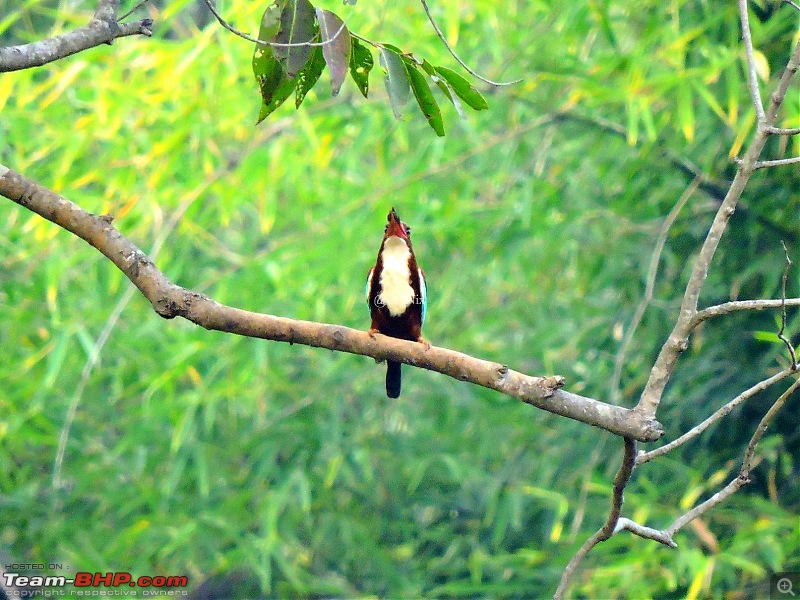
366, 207, 428, 398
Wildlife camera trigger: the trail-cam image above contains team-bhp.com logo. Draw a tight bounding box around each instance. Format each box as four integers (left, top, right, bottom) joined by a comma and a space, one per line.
3, 571, 188, 595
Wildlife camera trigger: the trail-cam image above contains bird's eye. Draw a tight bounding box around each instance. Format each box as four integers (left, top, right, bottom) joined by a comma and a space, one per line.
384, 224, 388, 232
405, 226, 411, 235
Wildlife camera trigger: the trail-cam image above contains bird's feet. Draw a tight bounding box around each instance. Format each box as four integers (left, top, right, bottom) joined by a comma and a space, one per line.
417, 337, 431, 351
368, 328, 379, 338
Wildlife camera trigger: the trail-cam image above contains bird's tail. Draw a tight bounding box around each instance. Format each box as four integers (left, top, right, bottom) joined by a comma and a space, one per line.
386, 360, 402, 398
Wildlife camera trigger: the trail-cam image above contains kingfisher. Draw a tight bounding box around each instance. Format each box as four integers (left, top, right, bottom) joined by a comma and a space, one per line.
366, 207, 428, 398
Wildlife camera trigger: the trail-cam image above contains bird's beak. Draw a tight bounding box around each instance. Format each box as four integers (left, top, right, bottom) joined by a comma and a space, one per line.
386, 207, 407, 239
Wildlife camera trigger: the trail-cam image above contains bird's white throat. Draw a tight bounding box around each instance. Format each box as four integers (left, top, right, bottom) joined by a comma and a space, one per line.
379, 236, 414, 316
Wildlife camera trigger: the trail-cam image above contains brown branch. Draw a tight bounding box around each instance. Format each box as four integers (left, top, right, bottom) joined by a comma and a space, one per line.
553, 438, 637, 600
0, 165, 664, 442
0, 0, 152, 73
635, 36, 800, 420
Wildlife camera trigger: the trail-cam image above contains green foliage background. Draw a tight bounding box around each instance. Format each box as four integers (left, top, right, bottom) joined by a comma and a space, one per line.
1, 0, 799, 597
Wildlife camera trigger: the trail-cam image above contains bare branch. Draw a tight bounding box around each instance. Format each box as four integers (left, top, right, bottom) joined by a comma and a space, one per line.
691, 298, 800, 327
203, 0, 346, 49
753, 156, 800, 169
766, 126, 800, 135
636, 368, 796, 465
0, 166, 665, 442
610, 178, 700, 404
418, 0, 521, 86
553, 438, 637, 600
119, 0, 152, 21
635, 36, 800, 419
665, 377, 800, 537
0, 0, 152, 73
614, 518, 676, 548
738, 0, 766, 122
778, 242, 797, 369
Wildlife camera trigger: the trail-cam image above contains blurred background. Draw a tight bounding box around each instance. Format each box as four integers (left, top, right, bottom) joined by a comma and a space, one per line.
0, 0, 798, 597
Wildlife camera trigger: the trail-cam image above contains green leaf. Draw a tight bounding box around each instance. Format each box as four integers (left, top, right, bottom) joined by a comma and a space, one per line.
349, 38, 373, 98
315, 8, 350, 96
253, 1, 296, 124
433, 66, 488, 111
274, 0, 317, 77
256, 65, 297, 123
404, 60, 445, 136
379, 45, 410, 118
295, 45, 325, 108
413, 55, 468, 118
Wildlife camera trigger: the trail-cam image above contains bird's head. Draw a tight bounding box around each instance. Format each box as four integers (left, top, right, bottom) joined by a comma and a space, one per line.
384, 207, 412, 243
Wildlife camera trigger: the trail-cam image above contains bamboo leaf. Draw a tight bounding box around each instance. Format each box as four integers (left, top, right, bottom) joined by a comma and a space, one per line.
404, 60, 445, 136
379, 46, 410, 118
315, 8, 350, 96
433, 66, 488, 110
274, 0, 317, 77
349, 38, 373, 98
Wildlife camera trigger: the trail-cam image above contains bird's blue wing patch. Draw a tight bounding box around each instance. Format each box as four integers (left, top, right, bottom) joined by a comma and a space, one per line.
419, 268, 427, 326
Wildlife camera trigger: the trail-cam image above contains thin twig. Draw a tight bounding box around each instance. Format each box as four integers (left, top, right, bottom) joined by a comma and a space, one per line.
766, 126, 800, 135
738, 0, 766, 122
418, 0, 521, 86
553, 438, 636, 600
203, 0, 346, 48
118, 0, 151, 21
665, 377, 800, 537
691, 298, 800, 327
610, 178, 700, 404
753, 156, 800, 169
778, 242, 797, 369
636, 368, 795, 465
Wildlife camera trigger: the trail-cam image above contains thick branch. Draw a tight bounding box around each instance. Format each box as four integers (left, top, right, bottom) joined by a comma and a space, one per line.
635, 36, 800, 419
0, 0, 152, 73
0, 166, 664, 442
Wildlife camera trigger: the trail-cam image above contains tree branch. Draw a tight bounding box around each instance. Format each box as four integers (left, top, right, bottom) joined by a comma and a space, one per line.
753, 156, 800, 169
0, 165, 665, 442
738, 0, 766, 121
691, 298, 800, 327
664, 376, 800, 537
553, 438, 637, 600
636, 367, 796, 465
0, 0, 152, 73
635, 35, 800, 419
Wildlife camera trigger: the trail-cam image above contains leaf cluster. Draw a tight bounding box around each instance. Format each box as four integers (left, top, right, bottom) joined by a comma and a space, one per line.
252, 0, 487, 135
